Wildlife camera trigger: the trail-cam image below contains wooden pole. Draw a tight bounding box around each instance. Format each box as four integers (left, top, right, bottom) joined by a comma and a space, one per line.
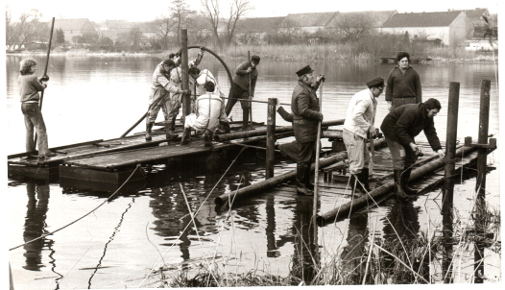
313, 81, 323, 233
39, 17, 55, 110
265, 98, 277, 179
442, 81, 459, 283
181, 29, 190, 118
244, 51, 251, 129
474, 79, 491, 283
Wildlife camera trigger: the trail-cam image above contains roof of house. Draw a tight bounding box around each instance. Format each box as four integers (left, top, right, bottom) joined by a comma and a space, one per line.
382, 11, 464, 28
235, 17, 285, 33
54, 18, 95, 32
280, 12, 337, 28
327, 10, 397, 28
456, 8, 489, 20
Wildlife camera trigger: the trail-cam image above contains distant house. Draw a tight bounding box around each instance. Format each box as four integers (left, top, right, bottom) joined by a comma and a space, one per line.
234, 17, 285, 43
96, 20, 138, 41
54, 18, 97, 44
380, 11, 470, 46
280, 12, 337, 33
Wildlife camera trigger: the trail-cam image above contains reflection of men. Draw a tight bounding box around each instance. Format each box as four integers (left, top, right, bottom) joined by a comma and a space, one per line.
225, 55, 260, 123
181, 81, 230, 147
291, 65, 325, 196
380, 98, 445, 198
343, 77, 384, 194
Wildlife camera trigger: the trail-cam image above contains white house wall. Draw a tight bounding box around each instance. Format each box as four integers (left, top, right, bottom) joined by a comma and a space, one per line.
381, 27, 450, 45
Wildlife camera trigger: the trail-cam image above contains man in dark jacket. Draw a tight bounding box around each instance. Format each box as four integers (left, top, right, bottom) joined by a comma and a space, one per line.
291, 65, 325, 196
380, 98, 445, 198
225, 55, 260, 126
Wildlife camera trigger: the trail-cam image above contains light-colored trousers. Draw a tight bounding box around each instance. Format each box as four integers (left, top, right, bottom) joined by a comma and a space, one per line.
343, 130, 369, 174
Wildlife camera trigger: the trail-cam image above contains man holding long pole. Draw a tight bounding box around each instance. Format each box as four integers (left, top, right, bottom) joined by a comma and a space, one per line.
343, 77, 384, 194
291, 65, 325, 196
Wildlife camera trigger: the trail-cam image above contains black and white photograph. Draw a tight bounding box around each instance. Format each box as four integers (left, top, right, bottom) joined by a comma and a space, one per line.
2, 0, 501, 289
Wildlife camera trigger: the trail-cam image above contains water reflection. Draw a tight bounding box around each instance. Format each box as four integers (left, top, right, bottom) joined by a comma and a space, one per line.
382, 198, 429, 283
340, 213, 369, 284
289, 196, 319, 285
23, 182, 51, 271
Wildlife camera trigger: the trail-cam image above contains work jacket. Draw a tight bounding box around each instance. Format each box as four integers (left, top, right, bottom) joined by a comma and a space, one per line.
189, 92, 229, 132
191, 69, 223, 97
380, 103, 442, 152
291, 81, 322, 143
233, 61, 258, 93
343, 88, 377, 139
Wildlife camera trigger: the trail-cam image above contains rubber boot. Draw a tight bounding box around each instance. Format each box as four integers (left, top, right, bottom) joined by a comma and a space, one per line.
165, 120, 177, 141
296, 165, 313, 196
204, 130, 213, 147
361, 168, 371, 192
394, 169, 409, 199
221, 121, 231, 133
180, 127, 191, 145
145, 121, 154, 141
349, 173, 362, 195
242, 107, 250, 130
304, 163, 315, 191
402, 168, 419, 195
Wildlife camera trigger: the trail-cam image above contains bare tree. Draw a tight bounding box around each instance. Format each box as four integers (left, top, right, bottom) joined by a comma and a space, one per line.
152, 16, 175, 50
170, 0, 196, 42
6, 9, 45, 47
200, 0, 250, 49
334, 13, 374, 39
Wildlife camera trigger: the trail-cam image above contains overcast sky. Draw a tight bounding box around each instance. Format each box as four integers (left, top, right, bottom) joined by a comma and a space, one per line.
4, 0, 501, 22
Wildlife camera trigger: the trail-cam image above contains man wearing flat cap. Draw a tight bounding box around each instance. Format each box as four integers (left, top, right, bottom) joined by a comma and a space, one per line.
343, 77, 384, 194
291, 65, 325, 196
225, 55, 261, 127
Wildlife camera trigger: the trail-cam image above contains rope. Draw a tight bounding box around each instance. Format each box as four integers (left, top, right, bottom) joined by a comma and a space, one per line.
137, 147, 247, 287
9, 164, 144, 251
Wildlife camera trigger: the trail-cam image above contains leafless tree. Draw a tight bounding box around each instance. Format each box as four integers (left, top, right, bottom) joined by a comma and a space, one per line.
333, 13, 374, 39
6, 9, 45, 46
170, 0, 196, 42
152, 16, 175, 50
200, 0, 250, 49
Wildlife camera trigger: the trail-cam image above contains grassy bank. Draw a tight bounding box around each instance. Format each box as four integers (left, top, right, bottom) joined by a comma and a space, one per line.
9, 42, 498, 64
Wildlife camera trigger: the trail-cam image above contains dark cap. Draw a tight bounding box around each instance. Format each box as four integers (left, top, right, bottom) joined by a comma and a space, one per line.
296, 65, 314, 77
251, 55, 260, 63
366, 77, 384, 88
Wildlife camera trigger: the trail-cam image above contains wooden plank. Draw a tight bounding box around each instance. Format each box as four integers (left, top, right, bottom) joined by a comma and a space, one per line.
8, 164, 58, 181
59, 165, 145, 192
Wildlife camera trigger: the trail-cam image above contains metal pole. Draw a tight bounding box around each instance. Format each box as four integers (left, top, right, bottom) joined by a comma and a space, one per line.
266, 98, 277, 179
442, 81, 459, 283
474, 79, 491, 283
181, 29, 190, 118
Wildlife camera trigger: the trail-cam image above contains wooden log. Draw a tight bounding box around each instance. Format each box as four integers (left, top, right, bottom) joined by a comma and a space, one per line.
215, 151, 348, 207
215, 119, 345, 142
265, 98, 276, 179
316, 145, 478, 226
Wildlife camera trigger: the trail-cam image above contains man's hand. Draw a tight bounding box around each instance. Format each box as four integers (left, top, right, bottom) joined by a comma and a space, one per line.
409, 142, 419, 154
179, 89, 191, 94
246, 67, 253, 73
387, 101, 392, 111
318, 113, 324, 122
39, 75, 49, 82
317, 75, 325, 83
437, 149, 445, 159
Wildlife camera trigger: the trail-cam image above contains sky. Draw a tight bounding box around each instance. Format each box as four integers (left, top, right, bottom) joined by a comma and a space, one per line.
3, 0, 501, 22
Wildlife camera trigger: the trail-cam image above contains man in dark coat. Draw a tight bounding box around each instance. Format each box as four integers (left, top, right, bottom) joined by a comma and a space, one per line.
225, 55, 260, 126
380, 98, 445, 198
291, 65, 325, 195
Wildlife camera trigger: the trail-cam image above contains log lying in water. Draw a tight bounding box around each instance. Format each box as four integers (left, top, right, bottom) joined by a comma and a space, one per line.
214, 119, 345, 142
316, 145, 478, 226
215, 138, 386, 207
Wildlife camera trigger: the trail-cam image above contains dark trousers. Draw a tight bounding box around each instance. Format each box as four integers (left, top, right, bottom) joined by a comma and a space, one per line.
225, 83, 250, 116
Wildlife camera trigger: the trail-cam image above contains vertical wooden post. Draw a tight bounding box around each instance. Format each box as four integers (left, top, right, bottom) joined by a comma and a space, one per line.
244, 51, 251, 129
474, 79, 491, 283
266, 98, 277, 179
181, 29, 190, 118
442, 81, 459, 283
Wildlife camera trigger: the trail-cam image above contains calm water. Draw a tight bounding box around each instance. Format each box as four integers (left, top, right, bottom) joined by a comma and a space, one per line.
4, 54, 501, 289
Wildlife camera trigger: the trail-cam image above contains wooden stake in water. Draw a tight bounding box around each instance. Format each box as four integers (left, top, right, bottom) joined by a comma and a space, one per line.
265, 98, 277, 179
181, 29, 190, 118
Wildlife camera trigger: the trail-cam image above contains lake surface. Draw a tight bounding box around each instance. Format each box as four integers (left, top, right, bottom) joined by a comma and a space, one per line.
4, 54, 501, 288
